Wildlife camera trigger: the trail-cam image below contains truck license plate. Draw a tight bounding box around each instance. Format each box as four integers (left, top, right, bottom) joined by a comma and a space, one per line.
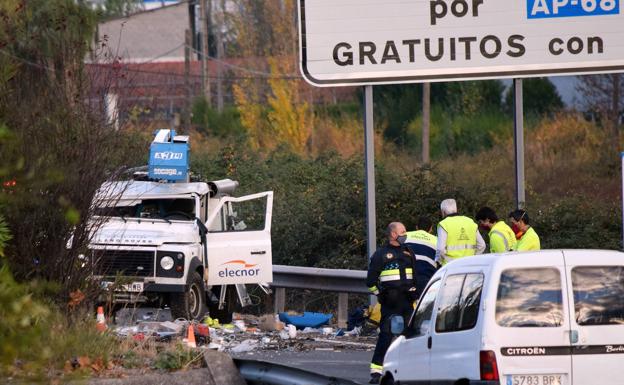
121, 282, 144, 292
101, 281, 144, 292
506, 374, 565, 385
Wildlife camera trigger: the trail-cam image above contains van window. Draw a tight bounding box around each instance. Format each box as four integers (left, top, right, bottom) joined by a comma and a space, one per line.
496, 268, 564, 327
458, 274, 484, 329
435, 273, 484, 333
407, 279, 441, 338
571, 266, 624, 326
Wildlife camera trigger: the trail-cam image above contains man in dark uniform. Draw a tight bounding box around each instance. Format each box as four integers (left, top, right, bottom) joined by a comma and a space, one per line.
366, 222, 419, 384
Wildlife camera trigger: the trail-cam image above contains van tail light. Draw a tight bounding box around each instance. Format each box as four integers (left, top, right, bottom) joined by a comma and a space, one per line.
480, 350, 499, 381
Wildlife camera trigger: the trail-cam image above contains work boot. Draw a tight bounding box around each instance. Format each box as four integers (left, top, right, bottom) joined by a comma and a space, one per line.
369, 372, 382, 384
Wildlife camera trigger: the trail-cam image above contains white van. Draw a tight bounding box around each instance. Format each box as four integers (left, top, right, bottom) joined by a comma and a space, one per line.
382, 250, 624, 385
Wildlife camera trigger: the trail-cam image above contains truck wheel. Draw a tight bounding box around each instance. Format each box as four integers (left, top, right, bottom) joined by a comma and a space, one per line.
171, 272, 207, 321
208, 285, 236, 324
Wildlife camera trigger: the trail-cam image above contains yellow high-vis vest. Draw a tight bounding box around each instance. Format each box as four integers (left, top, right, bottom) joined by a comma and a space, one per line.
515, 226, 541, 251
489, 221, 517, 253
439, 215, 478, 263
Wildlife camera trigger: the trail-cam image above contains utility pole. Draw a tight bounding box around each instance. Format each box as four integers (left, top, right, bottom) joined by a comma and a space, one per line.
184, 29, 192, 132
215, 0, 225, 112
199, 0, 211, 106
422, 82, 431, 164
363, 85, 376, 304
513, 78, 525, 209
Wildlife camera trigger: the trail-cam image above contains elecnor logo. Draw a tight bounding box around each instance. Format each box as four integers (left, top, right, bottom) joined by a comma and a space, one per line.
218, 260, 260, 278
154, 151, 184, 160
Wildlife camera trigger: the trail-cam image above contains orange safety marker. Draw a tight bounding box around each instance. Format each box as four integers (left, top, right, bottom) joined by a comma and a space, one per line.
186, 324, 197, 348
96, 306, 108, 331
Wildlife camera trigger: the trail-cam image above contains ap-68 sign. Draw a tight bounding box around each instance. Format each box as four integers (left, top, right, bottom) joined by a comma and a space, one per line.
297, 0, 624, 86
528, 0, 619, 18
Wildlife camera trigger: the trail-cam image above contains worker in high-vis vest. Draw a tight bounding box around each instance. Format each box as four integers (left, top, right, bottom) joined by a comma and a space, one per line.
405, 216, 438, 297
509, 209, 541, 251
366, 222, 418, 384
475, 206, 517, 253
436, 199, 486, 265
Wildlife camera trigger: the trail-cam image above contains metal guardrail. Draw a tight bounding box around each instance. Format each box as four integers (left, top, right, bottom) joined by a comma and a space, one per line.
234, 358, 361, 385
271, 265, 368, 294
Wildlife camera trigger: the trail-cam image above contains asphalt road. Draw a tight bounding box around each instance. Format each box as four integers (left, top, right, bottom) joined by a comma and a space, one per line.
232, 349, 372, 384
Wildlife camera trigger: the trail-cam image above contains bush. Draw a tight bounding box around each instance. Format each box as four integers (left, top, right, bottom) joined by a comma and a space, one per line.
192, 97, 246, 138
407, 107, 511, 158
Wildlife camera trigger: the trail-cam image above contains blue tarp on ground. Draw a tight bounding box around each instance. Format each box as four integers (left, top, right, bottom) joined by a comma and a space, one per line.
278, 312, 333, 329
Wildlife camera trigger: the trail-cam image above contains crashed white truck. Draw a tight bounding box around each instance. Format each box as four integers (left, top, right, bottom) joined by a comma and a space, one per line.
89, 129, 273, 321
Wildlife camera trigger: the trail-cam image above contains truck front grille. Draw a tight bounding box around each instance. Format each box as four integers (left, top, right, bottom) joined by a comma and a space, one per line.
94, 250, 155, 277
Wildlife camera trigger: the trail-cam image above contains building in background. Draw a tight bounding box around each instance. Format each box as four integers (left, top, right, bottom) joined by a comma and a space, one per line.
87, 1, 355, 129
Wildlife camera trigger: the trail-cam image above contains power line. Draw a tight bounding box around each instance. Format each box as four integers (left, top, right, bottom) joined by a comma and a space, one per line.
186, 44, 299, 78
1, 43, 302, 83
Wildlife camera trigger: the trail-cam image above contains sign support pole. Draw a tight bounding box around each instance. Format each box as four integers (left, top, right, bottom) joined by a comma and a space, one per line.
364, 85, 377, 303
513, 79, 526, 209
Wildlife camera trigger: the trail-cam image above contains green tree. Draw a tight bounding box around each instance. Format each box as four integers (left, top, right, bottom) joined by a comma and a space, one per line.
504, 77, 564, 117
374, 84, 422, 146
374, 80, 505, 149
0, 0, 144, 293
443, 80, 505, 115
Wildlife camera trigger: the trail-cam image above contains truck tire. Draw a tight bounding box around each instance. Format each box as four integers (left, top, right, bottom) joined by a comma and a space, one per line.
171, 272, 207, 321
208, 285, 236, 324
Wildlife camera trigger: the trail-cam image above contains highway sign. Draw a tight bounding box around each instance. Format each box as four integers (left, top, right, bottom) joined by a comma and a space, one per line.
298, 0, 624, 86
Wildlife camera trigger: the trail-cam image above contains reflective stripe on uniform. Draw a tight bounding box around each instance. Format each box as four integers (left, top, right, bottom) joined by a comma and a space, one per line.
368, 285, 379, 295
446, 244, 477, 251
379, 273, 413, 282
379, 268, 413, 277
415, 255, 437, 267
370, 363, 383, 374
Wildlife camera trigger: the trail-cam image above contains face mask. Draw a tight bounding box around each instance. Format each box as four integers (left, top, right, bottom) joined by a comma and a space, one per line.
511, 223, 523, 238
396, 234, 407, 244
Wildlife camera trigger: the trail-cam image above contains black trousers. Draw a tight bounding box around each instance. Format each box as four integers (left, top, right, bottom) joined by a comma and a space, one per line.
371, 290, 414, 368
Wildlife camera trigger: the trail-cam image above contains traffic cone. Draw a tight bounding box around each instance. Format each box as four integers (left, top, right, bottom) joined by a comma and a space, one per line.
96, 306, 108, 332
186, 324, 197, 348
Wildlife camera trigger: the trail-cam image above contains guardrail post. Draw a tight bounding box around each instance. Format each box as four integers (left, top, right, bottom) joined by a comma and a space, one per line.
337, 293, 348, 328
274, 287, 286, 314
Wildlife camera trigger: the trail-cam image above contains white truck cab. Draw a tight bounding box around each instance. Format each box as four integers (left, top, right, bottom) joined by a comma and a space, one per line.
88, 129, 273, 321
383, 250, 624, 385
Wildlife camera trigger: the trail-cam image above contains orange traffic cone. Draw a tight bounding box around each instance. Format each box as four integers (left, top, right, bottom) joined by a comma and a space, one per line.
96, 306, 108, 332
186, 324, 197, 348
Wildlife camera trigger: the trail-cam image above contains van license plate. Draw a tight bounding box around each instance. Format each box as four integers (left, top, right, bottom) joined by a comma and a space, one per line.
507, 374, 565, 385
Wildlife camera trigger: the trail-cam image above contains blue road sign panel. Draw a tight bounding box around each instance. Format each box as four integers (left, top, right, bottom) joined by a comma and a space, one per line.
527, 0, 620, 19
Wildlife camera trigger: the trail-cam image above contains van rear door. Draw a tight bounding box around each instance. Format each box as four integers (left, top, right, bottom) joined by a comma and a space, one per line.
562, 250, 624, 385
493, 251, 572, 385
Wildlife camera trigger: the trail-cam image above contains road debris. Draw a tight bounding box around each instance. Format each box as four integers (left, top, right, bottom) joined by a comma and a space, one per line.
110, 310, 377, 356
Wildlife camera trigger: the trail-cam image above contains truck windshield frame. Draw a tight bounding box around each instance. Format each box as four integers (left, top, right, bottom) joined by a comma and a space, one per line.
94, 197, 197, 221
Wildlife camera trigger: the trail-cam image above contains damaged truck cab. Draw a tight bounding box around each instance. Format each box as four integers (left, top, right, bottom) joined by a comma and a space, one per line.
90, 129, 273, 321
